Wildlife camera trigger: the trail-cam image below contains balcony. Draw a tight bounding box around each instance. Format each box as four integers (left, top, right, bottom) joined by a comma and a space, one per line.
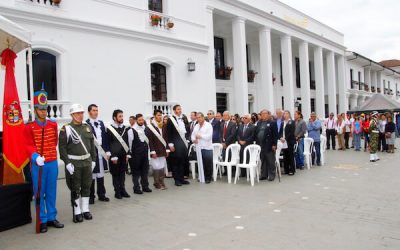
351, 80, 359, 90
20, 100, 71, 126
377, 88, 381, 93
148, 12, 175, 31
148, 102, 177, 116
215, 67, 233, 80
364, 83, 369, 92
371, 86, 376, 93
247, 70, 258, 83
24, 0, 61, 7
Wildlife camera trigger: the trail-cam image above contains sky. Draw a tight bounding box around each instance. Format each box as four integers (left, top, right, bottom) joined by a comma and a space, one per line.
280, 0, 400, 62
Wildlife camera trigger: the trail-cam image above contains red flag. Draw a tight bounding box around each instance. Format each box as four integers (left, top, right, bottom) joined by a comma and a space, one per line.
1, 48, 29, 184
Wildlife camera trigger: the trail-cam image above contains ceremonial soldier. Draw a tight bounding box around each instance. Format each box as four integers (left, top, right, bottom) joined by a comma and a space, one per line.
129, 114, 152, 194
25, 87, 64, 233
107, 109, 132, 199
369, 111, 380, 162
86, 104, 111, 204
59, 104, 97, 223
146, 110, 170, 190
166, 104, 190, 186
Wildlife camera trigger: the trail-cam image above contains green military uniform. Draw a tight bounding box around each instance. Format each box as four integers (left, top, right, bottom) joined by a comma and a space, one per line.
59, 121, 97, 221
368, 113, 380, 162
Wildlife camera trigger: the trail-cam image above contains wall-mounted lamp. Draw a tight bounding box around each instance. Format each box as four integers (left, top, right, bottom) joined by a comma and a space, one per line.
187, 58, 195, 72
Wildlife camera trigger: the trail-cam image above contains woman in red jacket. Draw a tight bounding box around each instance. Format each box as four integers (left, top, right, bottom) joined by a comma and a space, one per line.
362, 114, 370, 152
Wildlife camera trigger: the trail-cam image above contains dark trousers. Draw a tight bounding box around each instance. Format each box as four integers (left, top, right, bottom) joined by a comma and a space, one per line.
326, 129, 336, 149
344, 132, 350, 149
238, 146, 249, 176
109, 159, 127, 195
378, 132, 387, 151
201, 149, 213, 181
129, 154, 150, 190
283, 143, 295, 174
364, 132, 369, 149
90, 177, 106, 199
261, 151, 275, 179
312, 142, 321, 165
171, 156, 186, 183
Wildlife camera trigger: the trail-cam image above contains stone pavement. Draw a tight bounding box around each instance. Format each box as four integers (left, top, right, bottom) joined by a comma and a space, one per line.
0, 141, 399, 250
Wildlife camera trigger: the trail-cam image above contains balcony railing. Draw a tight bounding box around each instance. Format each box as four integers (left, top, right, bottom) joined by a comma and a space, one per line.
351, 80, 359, 90
25, 0, 61, 7
148, 12, 175, 30
20, 100, 71, 122
364, 84, 369, 92
149, 102, 177, 116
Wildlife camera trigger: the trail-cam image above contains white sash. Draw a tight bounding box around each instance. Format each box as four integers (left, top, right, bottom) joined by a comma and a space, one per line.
170, 116, 188, 148
65, 125, 89, 155
147, 120, 167, 148
93, 139, 108, 160
107, 125, 130, 153
195, 145, 205, 183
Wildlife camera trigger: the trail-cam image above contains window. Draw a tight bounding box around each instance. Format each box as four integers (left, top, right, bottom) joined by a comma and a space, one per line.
309, 61, 315, 90
311, 98, 315, 112
148, 0, 162, 13
279, 53, 283, 86
246, 45, 250, 71
295, 57, 300, 88
151, 63, 167, 102
358, 71, 361, 90
27, 50, 58, 100
350, 69, 353, 89
214, 37, 226, 79
216, 93, 227, 114
281, 96, 284, 110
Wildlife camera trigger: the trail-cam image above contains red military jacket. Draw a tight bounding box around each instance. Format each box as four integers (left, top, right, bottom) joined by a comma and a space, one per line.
25, 119, 58, 162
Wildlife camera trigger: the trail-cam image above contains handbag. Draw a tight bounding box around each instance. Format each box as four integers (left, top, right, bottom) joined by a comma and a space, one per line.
385, 132, 391, 139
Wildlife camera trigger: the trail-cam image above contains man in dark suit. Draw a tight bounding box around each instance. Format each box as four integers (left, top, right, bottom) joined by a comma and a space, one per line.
220, 111, 237, 176
207, 110, 221, 143
258, 110, 278, 181
86, 104, 111, 204
237, 114, 255, 176
189, 111, 197, 136
278, 111, 296, 175
165, 104, 190, 186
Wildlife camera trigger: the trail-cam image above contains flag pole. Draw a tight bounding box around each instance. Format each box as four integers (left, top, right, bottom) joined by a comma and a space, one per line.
27, 46, 35, 120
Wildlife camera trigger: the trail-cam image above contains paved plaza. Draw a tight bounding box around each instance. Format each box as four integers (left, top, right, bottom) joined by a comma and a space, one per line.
1, 141, 399, 250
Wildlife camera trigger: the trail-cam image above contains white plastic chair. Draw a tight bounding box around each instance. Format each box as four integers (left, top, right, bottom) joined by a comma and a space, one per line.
188, 144, 197, 179
212, 143, 223, 181
234, 145, 261, 186
320, 135, 327, 165
216, 144, 240, 183
275, 141, 283, 182
303, 137, 314, 170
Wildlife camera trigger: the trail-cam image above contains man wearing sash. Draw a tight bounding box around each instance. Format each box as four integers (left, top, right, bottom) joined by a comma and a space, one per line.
129, 114, 152, 194
107, 109, 132, 199
86, 104, 111, 204
25, 87, 64, 232
147, 110, 170, 190
59, 104, 97, 222
166, 104, 190, 186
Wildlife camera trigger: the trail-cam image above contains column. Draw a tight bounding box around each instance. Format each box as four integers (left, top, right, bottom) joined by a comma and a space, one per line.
326, 51, 337, 114
371, 70, 377, 93
337, 55, 347, 113
232, 17, 248, 114
280, 35, 295, 115
206, 6, 217, 110
314, 46, 325, 118
258, 26, 274, 111
299, 41, 311, 119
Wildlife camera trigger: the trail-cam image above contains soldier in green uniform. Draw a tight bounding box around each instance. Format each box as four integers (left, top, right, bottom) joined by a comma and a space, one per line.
59, 104, 97, 222
368, 111, 380, 162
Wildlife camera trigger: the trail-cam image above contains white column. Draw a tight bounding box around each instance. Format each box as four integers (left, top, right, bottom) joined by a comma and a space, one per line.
232, 17, 248, 114
378, 71, 384, 95
326, 51, 337, 114
337, 55, 347, 113
206, 6, 217, 110
258, 27, 274, 111
299, 41, 311, 119
371, 70, 376, 92
314, 46, 325, 118
280, 35, 295, 115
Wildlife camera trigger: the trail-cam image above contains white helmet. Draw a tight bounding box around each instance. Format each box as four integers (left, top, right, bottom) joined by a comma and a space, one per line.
69, 103, 85, 114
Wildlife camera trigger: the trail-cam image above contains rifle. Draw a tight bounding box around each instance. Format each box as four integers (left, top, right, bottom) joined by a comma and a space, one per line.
35, 127, 44, 234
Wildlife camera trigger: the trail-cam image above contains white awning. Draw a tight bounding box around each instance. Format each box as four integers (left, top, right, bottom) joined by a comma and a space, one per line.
0, 15, 31, 53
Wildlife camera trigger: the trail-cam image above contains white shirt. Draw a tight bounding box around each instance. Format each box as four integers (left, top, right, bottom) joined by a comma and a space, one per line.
326, 118, 336, 129
344, 119, 352, 133
174, 114, 187, 135
336, 120, 345, 134
133, 124, 148, 143
191, 121, 213, 150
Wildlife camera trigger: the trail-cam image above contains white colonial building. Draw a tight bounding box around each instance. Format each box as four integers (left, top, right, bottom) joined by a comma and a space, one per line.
0, 0, 399, 126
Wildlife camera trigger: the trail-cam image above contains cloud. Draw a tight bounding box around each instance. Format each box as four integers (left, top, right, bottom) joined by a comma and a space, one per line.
280, 0, 400, 62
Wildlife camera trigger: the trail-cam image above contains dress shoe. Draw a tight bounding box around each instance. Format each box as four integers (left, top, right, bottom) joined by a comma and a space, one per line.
83, 212, 93, 220
134, 189, 143, 194
268, 177, 275, 181
317, 163, 321, 166
121, 191, 131, 198
259, 177, 267, 181
205, 180, 211, 184
74, 214, 83, 223
89, 197, 95, 205
143, 187, 152, 193
98, 196, 110, 202
114, 193, 122, 199
175, 182, 182, 186
40, 223, 48, 233
47, 220, 64, 228
181, 180, 190, 185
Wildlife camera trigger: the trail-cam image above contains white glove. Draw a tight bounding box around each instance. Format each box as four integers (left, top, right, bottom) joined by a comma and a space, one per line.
66, 163, 74, 175
91, 161, 96, 171
36, 156, 45, 166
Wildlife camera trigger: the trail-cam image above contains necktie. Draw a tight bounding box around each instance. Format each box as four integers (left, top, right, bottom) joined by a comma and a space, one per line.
243, 125, 247, 136
223, 122, 228, 140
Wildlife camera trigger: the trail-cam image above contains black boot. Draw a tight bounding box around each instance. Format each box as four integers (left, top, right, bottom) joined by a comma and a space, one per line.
40, 223, 48, 233
47, 220, 64, 228
83, 212, 93, 220
74, 214, 83, 223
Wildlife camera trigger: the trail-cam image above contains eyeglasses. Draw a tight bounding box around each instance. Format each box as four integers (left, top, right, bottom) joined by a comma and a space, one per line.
207, 113, 212, 115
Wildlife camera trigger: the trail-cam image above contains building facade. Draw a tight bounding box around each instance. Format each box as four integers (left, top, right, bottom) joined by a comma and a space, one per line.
0, 0, 399, 127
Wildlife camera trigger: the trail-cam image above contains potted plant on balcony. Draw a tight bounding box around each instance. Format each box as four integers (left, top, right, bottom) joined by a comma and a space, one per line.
52, 0, 62, 5
166, 19, 174, 29
247, 70, 258, 82
150, 15, 161, 26
224, 66, 233, 80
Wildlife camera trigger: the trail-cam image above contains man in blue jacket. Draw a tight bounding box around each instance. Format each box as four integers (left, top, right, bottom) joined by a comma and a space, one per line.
307, 112, 322, 166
